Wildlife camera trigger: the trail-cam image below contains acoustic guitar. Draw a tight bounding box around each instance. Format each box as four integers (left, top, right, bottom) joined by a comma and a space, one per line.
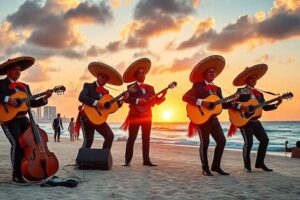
228, 92, 293, 127
134, 81, 177, 113
0, 85, 66, 123
83, 84, 137, 125
186, 87, 250, 125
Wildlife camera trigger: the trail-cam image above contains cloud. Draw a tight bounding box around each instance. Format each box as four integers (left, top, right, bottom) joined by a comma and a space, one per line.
22, 64, 51, 82
133, 50, 160, 61
177, 1, 300, 52
151, 50, 207, 74
3, 0, 113, 58
0, 21, 22, 52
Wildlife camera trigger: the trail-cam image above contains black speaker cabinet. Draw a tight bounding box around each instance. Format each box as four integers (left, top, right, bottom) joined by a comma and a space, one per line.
76, 148, 113, 170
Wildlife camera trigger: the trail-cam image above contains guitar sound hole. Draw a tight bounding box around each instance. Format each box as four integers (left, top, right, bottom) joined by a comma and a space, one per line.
104, 102, 111, 109
15, 99, 22, 107
208, 103, 215, 110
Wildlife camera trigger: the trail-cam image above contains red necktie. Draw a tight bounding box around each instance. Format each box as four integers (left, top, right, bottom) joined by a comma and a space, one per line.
96, 86, 109, 94
204, 84, 218, 92
9, 82, 26, 90
250, 89, 261, 97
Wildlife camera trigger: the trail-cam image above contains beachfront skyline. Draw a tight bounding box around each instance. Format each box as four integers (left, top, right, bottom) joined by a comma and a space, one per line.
0, 0, 299, 122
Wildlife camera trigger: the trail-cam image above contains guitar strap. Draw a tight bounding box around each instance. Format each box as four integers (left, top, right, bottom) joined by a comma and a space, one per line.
252, 87, 279, 96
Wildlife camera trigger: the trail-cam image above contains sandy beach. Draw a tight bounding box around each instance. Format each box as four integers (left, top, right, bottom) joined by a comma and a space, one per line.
0, 131, 299, 200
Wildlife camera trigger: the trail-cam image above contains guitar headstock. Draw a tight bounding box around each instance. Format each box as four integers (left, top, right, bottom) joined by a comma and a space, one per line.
168, 81, 177, 89
282, 92, 293, 100
53, 85, 66, 95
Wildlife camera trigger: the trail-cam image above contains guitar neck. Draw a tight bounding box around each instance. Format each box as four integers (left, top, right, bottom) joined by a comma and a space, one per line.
255, 96, 281, 109
217, 94, 236, 105
22, 89, 54, 103
108, 91, 126, 104
149, 87, 169, 101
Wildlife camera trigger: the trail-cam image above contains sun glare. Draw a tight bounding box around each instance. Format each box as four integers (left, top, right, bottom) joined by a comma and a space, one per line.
163, 111, 172, 121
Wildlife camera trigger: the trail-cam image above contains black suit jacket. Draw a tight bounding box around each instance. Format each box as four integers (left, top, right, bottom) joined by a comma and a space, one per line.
78, 82, 122, 107
52, 118, 63, 130
125, 82, 160, 116
0, 77, 47, 108
235, 86, 277, 111
182, 81, 234, 109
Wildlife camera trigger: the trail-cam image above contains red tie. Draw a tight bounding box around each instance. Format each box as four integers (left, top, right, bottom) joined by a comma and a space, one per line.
204, 84, 218, 92
250, 89, 261, 97
96, 86, 109, 95
9, 82, 26, 90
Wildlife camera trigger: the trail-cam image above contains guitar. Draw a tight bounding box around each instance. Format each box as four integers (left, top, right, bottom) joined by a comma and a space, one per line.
0, 85, 66, 123
134, 81, 177, 113
228, 92, 293, 127
83, 84, 137, 125
186, 87, 250, 125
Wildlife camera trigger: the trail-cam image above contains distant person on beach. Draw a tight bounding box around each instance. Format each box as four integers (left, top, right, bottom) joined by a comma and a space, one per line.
78, 62, 128, 149
231, 64, 282, 172
285, 140, 300, 158
68, 117, 75, 141
121, 58, 167, 167
0, 56, 52, 183
52, 113, 63, 142
182, 55, 236, 176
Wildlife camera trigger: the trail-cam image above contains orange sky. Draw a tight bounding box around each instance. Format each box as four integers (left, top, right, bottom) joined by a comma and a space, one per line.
1, 0, 299, 122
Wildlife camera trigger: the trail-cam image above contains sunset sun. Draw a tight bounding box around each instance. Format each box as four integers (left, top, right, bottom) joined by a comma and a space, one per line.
163, 111, 172, 121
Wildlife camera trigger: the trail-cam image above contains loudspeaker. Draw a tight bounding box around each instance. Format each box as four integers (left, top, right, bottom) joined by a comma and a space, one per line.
76, 148, 113, 170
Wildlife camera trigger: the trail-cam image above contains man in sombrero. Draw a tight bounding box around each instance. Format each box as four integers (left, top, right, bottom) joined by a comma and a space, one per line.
121, 58, 166, 167
231, 64, 282, 172
182, 55, 236, 176
78, 62, 127, 150
0, 56, 52, 183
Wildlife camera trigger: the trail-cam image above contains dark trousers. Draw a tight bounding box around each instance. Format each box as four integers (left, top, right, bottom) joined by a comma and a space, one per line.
125, 119, 152, 163
197, 117, 226, 169
240, 120, 269, 168
80, 116, 114, 149
54, 128, 61, 142
1, 117, 30, 177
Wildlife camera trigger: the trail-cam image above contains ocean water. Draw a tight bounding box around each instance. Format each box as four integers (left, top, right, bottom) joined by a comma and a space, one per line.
39, 121, 299, 153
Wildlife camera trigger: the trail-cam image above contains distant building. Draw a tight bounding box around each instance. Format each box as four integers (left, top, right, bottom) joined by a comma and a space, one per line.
37, 107, 42, 117
44, 106, 56, 119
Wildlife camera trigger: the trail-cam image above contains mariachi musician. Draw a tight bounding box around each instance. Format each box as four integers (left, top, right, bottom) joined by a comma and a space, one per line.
78, 62, 127, 150
121, 58, 167, 167
182, 55, 237, 176
230, 64, 282, 172
0, 56, 52, 183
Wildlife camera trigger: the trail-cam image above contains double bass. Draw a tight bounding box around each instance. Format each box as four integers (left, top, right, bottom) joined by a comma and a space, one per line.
19, 92, 61, 181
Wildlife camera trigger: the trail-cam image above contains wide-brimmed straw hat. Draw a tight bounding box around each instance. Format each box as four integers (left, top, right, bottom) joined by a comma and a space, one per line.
0, 56, 35, 76
123, 58, 151, 83
88, 62, 123, 86
189, 55, 225, 83
233, 64, 268, 86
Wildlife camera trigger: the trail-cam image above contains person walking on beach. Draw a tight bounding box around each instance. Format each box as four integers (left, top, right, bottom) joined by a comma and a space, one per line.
0, 56, 52, 183
78, 62, 127, 149
52, 113, 63, 142
121, 58, 167, 167
68, 117, 75, 141
230, 64, 282, 172
182, 55, 237, 176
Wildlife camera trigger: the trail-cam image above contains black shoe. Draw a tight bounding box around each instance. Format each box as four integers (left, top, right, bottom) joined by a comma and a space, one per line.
202, 167, 213, 176
255, 164, 273, 172
244, 167, 252, 172
12, 176, 26, 183
123, 162, 131, 167
143, 161, 157, 167
211, 167, 230, 175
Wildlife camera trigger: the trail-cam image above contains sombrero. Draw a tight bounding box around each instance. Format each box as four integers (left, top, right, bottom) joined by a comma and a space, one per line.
189, 55, 225, 83
123, 58, 151, 83
0, 56, 35, 76
233, 64, 268, 86
88, 62, 123, 86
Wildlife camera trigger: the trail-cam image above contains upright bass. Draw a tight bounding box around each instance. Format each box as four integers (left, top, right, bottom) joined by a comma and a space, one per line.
18, 87, 64, 181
